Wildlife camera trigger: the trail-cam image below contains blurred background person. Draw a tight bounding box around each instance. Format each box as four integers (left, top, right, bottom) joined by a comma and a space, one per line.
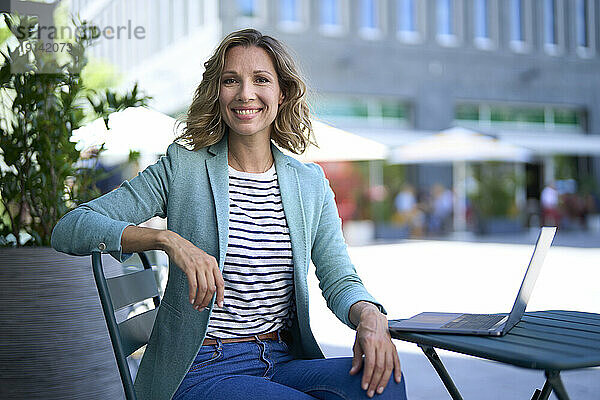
428, 184, 453, 235
541, 182, 560, 227
394, 184, 425, 237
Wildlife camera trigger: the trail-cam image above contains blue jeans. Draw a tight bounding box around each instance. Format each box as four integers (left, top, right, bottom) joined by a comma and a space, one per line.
173, 335, 407, 399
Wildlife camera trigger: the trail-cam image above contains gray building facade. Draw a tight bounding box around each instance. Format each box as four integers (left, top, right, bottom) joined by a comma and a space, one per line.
221, 0, 600, 193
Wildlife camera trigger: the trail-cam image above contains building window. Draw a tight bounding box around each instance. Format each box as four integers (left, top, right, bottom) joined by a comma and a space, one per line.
278, 0, 308, 32
237, 0, 267, 26
188, 0, 205, 29
319, 0, 347, 36
280, 0, 298, 22
158, 0, 171, 49
455, 103, 586, 132
543, 0, 564, 55
358, 0, 385, 39
436, 0, 461, 46
473, 0, 496, 50
437, 0, 453, 35
360, 0, 377, 30
313, 95, 410, 128
576, 0, 595, 57
509, 0, 531, 53
397, 0, 425, 43
173, 0, 188, 40
238, 0, 257, 17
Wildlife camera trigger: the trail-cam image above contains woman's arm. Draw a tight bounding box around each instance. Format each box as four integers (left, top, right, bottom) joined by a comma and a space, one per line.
52, 143, 224, 311
120, 225, 171, 254
121, 226, 224, 311
309, 164, 385, 328
51, 143, 179, 262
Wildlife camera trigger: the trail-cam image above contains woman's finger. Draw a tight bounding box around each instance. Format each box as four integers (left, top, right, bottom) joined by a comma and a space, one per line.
375, 349, 394, 395
199, 269, 215, 309
349, 339, 363, 375
366, 347, 385, 398
361, 344, 376, 394
187, 268, 197, 305
214, 265, 225, 308
393, 346, 402, 383
194, 269, 207, 309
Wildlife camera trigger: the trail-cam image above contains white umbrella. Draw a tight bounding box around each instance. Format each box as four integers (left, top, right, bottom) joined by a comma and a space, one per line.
390, 127, 531, 164
71, 106, 183, 165
293, 120, 388, 162
389, 127, 533, 232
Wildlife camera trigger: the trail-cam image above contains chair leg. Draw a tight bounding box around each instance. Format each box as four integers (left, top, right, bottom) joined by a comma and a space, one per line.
545, 370, 570, 400
418, 344, 464, 400
532, 379, 553, 400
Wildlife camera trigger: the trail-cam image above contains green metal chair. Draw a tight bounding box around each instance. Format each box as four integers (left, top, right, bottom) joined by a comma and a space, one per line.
92, 251, 160, 400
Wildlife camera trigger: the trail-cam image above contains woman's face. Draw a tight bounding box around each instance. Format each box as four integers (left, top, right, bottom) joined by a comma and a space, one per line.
219, 45, 284, 140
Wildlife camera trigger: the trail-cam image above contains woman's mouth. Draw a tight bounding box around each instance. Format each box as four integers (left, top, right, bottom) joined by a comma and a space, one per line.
233, 108, 262, 116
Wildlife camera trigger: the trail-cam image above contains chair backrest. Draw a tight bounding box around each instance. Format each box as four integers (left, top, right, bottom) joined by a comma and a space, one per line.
92, 251, 160, 400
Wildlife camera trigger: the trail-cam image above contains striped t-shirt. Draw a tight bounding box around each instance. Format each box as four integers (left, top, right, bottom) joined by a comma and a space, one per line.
205, 163, 295, 339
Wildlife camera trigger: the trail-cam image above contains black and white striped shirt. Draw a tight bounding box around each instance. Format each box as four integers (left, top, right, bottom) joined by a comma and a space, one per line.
205, 164, 295, 339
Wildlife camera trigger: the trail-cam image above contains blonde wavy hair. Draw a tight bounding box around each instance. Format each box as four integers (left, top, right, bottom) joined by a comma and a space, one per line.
174, 29, 315, 154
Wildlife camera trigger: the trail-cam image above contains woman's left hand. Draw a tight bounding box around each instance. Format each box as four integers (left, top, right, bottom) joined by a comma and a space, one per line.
349, 302, 402, 398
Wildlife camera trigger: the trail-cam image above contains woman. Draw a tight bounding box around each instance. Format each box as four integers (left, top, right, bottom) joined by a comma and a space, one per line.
52, 29, 406, 400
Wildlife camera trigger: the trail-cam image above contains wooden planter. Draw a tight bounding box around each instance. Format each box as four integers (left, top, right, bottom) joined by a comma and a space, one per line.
0, 247, 124, 399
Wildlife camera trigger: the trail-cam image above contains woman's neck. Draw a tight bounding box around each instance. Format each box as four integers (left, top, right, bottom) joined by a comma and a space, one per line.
227, 132, 273, 173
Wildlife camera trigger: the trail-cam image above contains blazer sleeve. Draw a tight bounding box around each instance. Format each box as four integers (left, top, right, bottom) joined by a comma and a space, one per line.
51, 142, 180, 262
309, 164, 387, 330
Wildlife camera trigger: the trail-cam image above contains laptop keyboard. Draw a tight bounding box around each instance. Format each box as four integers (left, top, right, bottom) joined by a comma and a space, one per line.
442, 314, 506, 330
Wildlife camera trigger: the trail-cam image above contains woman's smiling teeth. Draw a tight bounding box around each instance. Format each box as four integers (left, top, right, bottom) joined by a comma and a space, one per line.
234, 108, 262, 115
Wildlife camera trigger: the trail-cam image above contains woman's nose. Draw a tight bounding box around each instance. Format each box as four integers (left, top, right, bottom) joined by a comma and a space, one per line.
236, 81, 255, 102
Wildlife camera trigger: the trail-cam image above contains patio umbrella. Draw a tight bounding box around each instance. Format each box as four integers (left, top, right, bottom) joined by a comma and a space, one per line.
390, 127, 531, 163
70, 106, 183, 165
389, 127, 533, 232
292, 120, 388, 162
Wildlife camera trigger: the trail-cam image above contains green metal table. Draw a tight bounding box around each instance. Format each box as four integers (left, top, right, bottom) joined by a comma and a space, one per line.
389, 310, 600, 400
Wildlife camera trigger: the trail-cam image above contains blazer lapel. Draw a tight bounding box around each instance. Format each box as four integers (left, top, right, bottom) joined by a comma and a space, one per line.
205, 136, 229, 269
273, 145, 309, 273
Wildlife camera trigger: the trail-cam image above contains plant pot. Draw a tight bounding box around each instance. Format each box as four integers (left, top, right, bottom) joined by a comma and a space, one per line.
0, 247, 125, 399
374, 223, 411, 240
477, 218, 524, 235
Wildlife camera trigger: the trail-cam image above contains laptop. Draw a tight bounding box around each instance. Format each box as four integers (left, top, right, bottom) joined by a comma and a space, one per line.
388, 226, 557, 336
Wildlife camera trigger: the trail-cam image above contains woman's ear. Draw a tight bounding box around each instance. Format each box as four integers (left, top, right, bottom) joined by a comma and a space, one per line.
279, 92, 284, 105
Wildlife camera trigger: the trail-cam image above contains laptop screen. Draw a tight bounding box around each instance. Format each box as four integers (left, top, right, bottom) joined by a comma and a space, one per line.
503, 227, 557, 333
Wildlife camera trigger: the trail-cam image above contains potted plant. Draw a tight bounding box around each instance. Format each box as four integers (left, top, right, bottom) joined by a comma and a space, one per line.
470, 162, 524, 234
0, 13, 150, 398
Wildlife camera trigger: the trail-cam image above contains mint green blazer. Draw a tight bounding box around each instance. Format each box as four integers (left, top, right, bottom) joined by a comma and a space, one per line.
51, 134, 383, 400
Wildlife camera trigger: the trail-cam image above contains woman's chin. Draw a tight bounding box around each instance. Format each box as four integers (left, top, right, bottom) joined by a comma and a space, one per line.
228, 127, 272, 139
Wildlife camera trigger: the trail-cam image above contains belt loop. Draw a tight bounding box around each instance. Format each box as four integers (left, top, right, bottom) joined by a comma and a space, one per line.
276, 329, 282, 343
216, 338, 223, 351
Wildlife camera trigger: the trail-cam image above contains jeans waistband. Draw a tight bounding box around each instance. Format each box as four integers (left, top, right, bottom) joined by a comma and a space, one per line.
202, 330, 280, 346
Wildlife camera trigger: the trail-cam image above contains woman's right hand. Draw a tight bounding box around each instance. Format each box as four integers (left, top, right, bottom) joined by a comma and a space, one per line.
163, 231, 225, 312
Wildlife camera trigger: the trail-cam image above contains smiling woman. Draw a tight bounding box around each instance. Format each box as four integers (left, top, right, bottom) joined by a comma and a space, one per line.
51, 28, 407, 400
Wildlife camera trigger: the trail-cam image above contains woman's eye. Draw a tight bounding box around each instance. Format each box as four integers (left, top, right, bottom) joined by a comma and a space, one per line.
223, 78, 237, 85
256, 77, 269, 83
